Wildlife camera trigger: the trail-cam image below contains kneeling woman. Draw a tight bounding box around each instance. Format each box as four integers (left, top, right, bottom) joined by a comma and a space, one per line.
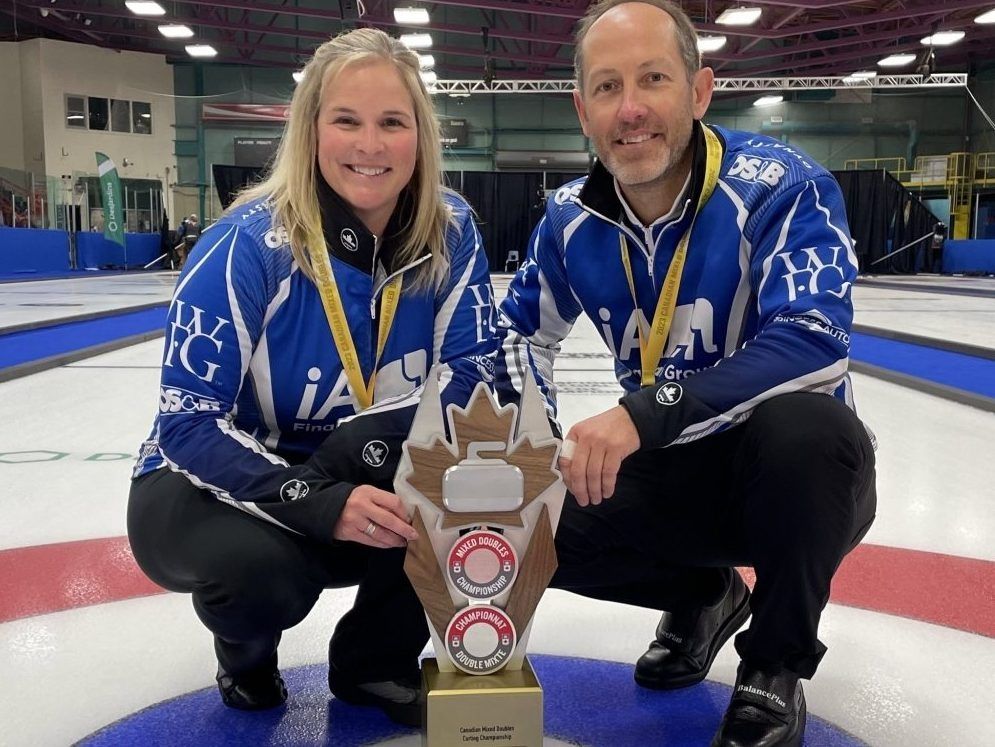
128, 28, 496, 726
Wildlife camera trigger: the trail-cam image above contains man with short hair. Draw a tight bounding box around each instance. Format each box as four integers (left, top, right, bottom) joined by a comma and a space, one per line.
495, 1, 876, 744
175, 213, 201, 268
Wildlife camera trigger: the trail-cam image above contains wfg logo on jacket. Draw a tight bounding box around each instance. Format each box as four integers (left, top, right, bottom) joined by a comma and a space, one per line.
777, 246, 852, 301
164, 300, 229, 383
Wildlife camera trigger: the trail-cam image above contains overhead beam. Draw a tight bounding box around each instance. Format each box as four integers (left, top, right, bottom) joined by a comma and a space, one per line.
428, 73, 969, 94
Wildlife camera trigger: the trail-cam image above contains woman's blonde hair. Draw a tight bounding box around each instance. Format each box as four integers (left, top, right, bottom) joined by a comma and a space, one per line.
232, 27, 451, 289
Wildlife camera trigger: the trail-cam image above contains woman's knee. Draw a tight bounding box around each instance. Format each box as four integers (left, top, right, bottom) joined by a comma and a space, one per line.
192, 543, 323, 635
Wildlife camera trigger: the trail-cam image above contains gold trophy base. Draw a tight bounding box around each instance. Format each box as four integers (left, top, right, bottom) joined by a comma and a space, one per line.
421, 657, 543, 747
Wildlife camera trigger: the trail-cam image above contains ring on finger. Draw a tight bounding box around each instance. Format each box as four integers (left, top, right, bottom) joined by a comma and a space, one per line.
364, 521, 377, 537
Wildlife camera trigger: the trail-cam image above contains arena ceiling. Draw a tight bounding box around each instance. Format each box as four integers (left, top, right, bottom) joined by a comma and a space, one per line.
2, 0, 995, 81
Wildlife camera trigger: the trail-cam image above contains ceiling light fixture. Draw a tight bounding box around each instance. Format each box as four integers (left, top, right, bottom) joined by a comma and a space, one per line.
185, 44, 218, 58
292, 71, 305, 83
974, 8, 995, 24
158, 24, 194, 39
394, 7, 430, 25
416, 53, 435, 69
420, 70, 438, 84
716, 6, 762, 26
697, 35, 727, 53
920, 31, 965, 46
400, 33, 433, 49
125, 1, 166, 16
877, 53, 917, 67
753, 95, 783, 107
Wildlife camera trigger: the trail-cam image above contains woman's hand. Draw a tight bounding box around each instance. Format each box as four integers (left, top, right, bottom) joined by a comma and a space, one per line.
333, 485, 419, 548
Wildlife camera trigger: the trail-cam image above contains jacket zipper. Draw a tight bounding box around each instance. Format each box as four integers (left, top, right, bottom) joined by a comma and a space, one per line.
367, 251, 432, 380
572, 195, 691, 286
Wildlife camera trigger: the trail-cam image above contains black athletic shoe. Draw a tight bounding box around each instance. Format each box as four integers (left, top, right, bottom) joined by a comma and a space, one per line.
634, 568, 751, 689
710, 662, 807, 747
328, 662, 423, 727
216, 663, 288, 711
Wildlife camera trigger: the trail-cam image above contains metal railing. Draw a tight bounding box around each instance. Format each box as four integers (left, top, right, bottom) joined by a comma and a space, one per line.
842, 157, 908, 173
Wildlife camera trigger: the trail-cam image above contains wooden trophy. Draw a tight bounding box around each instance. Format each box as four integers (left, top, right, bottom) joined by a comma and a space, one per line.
394, 369, 565, 747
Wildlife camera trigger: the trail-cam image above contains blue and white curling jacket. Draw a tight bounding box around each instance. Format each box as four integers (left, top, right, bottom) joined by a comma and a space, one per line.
134, 183, 496, 541
496, 122, 859, 449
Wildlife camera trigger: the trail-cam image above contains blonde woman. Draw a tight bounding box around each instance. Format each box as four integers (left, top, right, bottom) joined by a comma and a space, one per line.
128, 28, 496, 725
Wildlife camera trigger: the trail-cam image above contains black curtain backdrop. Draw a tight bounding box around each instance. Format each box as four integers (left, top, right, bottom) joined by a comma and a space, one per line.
543, 172, 584, 191
443, 171, 463, 192
213, 164, 265, 210
831, 169, 939, 275
461, 172, 546, 270
212, 165, 589, 271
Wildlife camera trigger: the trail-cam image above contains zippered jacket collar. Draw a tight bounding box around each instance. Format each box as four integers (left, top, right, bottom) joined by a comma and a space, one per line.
316, 176, 425, 276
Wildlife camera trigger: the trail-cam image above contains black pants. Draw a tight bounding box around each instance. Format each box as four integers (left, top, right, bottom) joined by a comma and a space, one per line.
127, 469, 428, 682
550, 392, 876, 679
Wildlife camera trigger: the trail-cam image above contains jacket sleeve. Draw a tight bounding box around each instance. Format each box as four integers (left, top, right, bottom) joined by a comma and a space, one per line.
494, 212, 583, 421
152, 223, 354, 543
433, 204, 499, 411
621, 175, 857, 448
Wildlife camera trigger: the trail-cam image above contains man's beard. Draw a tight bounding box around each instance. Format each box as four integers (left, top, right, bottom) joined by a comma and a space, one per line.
596, 116, 694, 189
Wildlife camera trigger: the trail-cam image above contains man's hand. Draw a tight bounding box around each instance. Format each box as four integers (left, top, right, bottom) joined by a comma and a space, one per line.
333, 485, 419, 548
559, 406, 640, 507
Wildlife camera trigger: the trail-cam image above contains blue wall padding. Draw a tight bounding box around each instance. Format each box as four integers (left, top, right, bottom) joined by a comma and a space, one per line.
851, 332, 995, 398
0, 227, 70, 272
0, 306, 167, 370
943, 240, 995, 274
76, 232, 161, 269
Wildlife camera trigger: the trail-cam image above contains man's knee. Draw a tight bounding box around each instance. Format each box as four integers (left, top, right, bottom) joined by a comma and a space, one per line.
742, 393, 873, 479
737, 394, 875, 541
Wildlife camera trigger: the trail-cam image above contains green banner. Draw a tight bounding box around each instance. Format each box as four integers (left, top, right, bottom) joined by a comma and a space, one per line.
95, 152, 125, 248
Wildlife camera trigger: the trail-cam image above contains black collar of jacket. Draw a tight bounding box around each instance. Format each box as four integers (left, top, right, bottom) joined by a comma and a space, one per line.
576, 120, 722, 227
316, 175, 416, 276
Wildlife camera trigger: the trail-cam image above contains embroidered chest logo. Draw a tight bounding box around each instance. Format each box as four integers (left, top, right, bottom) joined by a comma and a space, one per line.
340, 228, 358, 252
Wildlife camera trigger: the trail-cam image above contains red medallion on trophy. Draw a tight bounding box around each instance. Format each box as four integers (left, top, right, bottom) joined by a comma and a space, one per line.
445, 605, 517, 675
447, 530, 518, 600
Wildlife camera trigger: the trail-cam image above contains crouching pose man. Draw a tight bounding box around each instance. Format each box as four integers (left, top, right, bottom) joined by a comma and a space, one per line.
495, 2, 876, 744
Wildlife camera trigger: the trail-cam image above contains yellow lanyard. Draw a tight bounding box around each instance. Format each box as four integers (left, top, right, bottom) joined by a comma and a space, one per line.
619, 124, 723, 387
311, 243, 402, 410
